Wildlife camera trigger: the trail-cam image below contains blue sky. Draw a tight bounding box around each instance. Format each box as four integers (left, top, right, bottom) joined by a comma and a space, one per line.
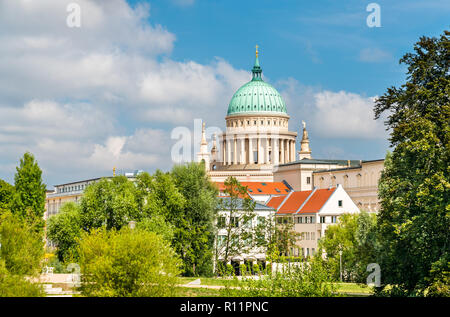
132, 0, 448, 94
0, 0, 448, 187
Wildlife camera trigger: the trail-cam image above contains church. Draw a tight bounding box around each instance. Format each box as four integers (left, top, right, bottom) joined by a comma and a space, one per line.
197, 47, 383, 212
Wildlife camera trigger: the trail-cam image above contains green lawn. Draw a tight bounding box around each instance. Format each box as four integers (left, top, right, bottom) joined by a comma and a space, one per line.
177, 277, 374, 297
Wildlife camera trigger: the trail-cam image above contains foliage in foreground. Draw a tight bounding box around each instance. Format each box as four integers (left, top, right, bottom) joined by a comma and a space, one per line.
374, 30, 449, 296
0, 211, 44, 297
317, 211, 378, 283
0, 260, 44, 297
78, 227, 181, 297
0, 211, 44, 276
221, 258, 337, 297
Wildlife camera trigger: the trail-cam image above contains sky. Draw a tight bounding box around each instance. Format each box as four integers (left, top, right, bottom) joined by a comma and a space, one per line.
0, 0, 448, 188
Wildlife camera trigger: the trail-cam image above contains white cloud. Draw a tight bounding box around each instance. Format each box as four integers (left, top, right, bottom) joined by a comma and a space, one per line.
359, 48, 392, 63
278, 79, 386, 139
0, 0, 387, 186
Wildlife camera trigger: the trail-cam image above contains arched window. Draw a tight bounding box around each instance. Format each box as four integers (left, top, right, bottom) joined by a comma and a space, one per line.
344, 175, 349, 187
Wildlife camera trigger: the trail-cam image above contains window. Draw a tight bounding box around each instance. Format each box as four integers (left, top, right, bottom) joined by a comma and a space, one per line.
310, 216, 315, 223
331, 216, 338, 223
306, 177, 311, 184
311, 232, 315, 240
230, 217, 239, 228
320, 216, 326, 224
217, 217, 226, 228
338, 200, 343, 207
217, 235, 226, 247
277, 217, 282, 224
297, 217, 303, 224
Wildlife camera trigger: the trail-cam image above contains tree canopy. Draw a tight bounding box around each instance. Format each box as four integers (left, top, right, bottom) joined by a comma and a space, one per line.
374, 30, 449, 296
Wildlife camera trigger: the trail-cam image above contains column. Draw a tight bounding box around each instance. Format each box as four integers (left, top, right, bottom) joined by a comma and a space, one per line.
240, 137, 245, 164
258, 136, 264, 164
280, 138, 285, 164
227, 138, 231, 165
233, 137, 237, 164
222, 139, 226, 164
273, 137, 279, 165
293, 140, 296, 161
248, 137, 254, 164
265, 137, 270, 164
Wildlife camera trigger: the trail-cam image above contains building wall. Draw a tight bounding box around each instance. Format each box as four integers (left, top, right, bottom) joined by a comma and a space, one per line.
313, 160, 384, 212
276, 185, 360, 257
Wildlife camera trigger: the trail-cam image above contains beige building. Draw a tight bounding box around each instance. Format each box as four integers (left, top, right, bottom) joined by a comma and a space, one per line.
313, 159, 384, 212
267, 184, 360, 257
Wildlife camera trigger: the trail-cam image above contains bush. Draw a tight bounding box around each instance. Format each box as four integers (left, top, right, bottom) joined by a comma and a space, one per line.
221, 258, 337, 297
78, 227, 181, 297
0, 260, 44, 297
0, 211, 43, 275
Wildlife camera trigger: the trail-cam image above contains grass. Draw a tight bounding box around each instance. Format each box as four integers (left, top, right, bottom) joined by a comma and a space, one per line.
173, 286, 222, 297
178, 276, 374, 297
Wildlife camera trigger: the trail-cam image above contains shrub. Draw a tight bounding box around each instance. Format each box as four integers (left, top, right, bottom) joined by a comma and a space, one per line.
0, 260, 44, 297
221, 258, 337, 297
0, 211, 43, 275
78, 227, 181, 297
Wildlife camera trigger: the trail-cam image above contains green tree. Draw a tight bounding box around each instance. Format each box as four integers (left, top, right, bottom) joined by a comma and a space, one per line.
171, 162, 218, 276
136, 214, 174, 243
12, 152, 46, 234
47, 202, 82, 263
0, 179, 14, 214
78, 227, 181, 297
79, 176, 141, 231
317, 212, 377, 283
0, 211, 44, 276
374, 30, 450, 296
275, 216, 301, 257
216, 177, 256, 267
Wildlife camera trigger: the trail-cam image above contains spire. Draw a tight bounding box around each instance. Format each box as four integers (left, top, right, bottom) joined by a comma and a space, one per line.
201, 122, 207, 146
299, 120, 312, 160
252, 44, 262, 81
210, 133, 218, 161
197, 121, 210, 171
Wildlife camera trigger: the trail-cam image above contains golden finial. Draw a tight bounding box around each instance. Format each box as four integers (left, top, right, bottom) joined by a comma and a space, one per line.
255, 44, 259, 58
113, 167, 116, 176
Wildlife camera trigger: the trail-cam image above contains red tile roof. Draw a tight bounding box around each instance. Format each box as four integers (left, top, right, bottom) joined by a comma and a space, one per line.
266, 196, 286, 209
272, 187, 337, 214
214, 182, 290, 196
277, 190, 313, 214
298, 188, 336, 213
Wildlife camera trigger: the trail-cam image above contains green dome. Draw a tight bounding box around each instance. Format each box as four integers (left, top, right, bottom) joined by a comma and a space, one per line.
227, 53, 287, 116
